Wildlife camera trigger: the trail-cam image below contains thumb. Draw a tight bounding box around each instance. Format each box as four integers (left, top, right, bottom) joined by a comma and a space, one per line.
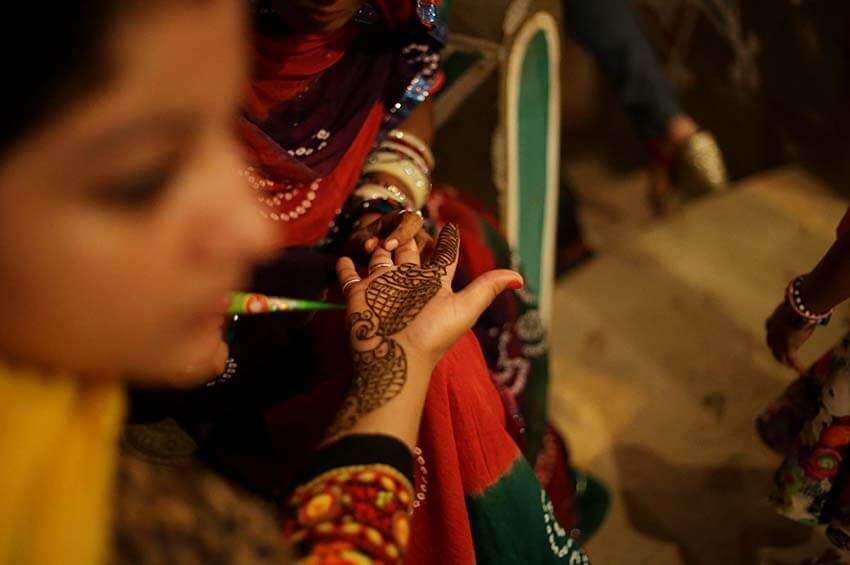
453, 269, 524, 328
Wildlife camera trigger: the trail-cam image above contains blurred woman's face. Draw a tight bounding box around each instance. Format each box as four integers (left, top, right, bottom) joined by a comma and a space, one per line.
0, 0, 274, 385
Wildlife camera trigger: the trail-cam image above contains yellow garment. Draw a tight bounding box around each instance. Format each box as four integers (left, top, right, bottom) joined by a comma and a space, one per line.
0, 362, 124, 565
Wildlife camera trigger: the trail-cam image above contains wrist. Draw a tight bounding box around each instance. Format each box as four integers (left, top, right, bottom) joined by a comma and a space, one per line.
780, 300, 817, 330
360, 130, 433, 210
395, 336, 440, 375
363, 172, 416, 203
325, 195, 403, 246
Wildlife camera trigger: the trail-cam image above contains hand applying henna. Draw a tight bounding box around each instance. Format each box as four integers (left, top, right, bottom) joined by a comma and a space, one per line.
327, 224, 524, 448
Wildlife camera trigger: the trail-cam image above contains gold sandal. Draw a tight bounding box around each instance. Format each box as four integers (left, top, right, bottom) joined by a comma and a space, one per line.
671, 130, 729, 199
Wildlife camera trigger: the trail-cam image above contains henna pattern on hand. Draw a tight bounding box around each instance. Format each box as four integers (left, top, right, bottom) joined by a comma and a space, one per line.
427, 223, 460, 269
327, 224, 460, 436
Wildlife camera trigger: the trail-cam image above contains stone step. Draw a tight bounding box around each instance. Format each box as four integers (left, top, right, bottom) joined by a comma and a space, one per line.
550, 166, 847, 564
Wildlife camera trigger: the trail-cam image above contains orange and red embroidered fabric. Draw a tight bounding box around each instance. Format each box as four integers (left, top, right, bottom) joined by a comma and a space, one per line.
287, 464, 413, 564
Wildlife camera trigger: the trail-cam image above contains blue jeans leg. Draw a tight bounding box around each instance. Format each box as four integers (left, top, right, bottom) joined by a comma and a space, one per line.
563, 0, 682, 139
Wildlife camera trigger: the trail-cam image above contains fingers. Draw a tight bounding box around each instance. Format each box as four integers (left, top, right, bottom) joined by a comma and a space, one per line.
382, 211, 423, 251
365, 237, 380, 253
394, 238, 421, 266
336, 257, 366, 312
453, 269, 523, 329
767, 333, 806, 374
336, 256, 361, 294
368, 247, 395, 278
348, 212, 384, 255
347, 227, 378, 254
415, 230, 435, 263
785, 352, 806, 375
428, 223, 461, 284
767, 331, 794, 369
786, 328, 815, 374
767, 336, 784, 365
351, 211, 421, 253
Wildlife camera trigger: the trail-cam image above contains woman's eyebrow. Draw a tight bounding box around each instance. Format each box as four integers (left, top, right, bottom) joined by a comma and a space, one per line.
80, 111, 200, 154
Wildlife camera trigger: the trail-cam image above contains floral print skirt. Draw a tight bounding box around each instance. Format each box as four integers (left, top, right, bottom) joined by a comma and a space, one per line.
757, 333, 850, 551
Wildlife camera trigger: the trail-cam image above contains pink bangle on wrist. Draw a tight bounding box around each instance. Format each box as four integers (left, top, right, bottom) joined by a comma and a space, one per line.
786, 275, 833, 324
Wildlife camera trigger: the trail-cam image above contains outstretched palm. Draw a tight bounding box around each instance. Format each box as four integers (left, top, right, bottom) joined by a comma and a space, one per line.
330, 224, 521, 435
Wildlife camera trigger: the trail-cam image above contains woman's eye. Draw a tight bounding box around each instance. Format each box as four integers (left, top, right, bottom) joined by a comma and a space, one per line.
95, 161, 180, 208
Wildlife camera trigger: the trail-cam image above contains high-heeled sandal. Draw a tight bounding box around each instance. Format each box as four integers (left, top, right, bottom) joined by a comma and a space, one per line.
647, 130, 729, 215
672, 130, 728, 198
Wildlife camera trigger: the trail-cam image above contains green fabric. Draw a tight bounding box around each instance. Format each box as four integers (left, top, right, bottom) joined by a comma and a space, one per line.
466, 460, 588, 564
516, 31, 552, 304
476, 216, 549, 462
573, 471, 610, 543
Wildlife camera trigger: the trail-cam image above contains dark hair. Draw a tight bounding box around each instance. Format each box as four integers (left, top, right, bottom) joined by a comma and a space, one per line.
1, 2, 123, 153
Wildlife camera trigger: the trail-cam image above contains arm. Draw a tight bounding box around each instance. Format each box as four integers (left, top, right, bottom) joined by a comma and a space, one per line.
766, 229, 850, 372
797, 231, 850, 314
285, 435, 415, 563
346, 100, 437, 256
286, 226, 523, 562
394, 96, 434, 147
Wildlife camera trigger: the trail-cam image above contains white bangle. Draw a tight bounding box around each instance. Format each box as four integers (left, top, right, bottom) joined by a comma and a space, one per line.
362, 151, 431, 209
379, 140, 431, 176
387, 129, 435, 169
354, 183, 413, 209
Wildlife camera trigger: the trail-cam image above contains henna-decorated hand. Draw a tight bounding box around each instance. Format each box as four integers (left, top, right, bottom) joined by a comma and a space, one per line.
329, 224, 522, 435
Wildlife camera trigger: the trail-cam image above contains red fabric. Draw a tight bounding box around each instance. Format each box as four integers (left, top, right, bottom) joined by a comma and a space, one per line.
264, 329, 521, 565
371, 1, 416, 28
535, 426, 578, 529
242, 103, 385, 247
245, 26, 358, 120
428, 186, 499, 279
408, 332, 521, 564
245, 5, 539, 558
241, 5, 419, 248
242, 20, 387, 247
428, 186, 580, 531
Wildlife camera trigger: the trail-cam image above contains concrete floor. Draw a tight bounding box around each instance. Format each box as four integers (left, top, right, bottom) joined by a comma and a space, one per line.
548, 166, 850, 564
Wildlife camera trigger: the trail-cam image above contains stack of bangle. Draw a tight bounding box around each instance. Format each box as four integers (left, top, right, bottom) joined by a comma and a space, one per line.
323, 129, 434, 249
786, 275, 833, 326
354, 183, 414, 210
354, 129, 434, 210
386, 129, 435, 170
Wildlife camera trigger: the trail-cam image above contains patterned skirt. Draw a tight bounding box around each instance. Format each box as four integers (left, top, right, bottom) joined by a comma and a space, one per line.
758, 332, 850, 552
